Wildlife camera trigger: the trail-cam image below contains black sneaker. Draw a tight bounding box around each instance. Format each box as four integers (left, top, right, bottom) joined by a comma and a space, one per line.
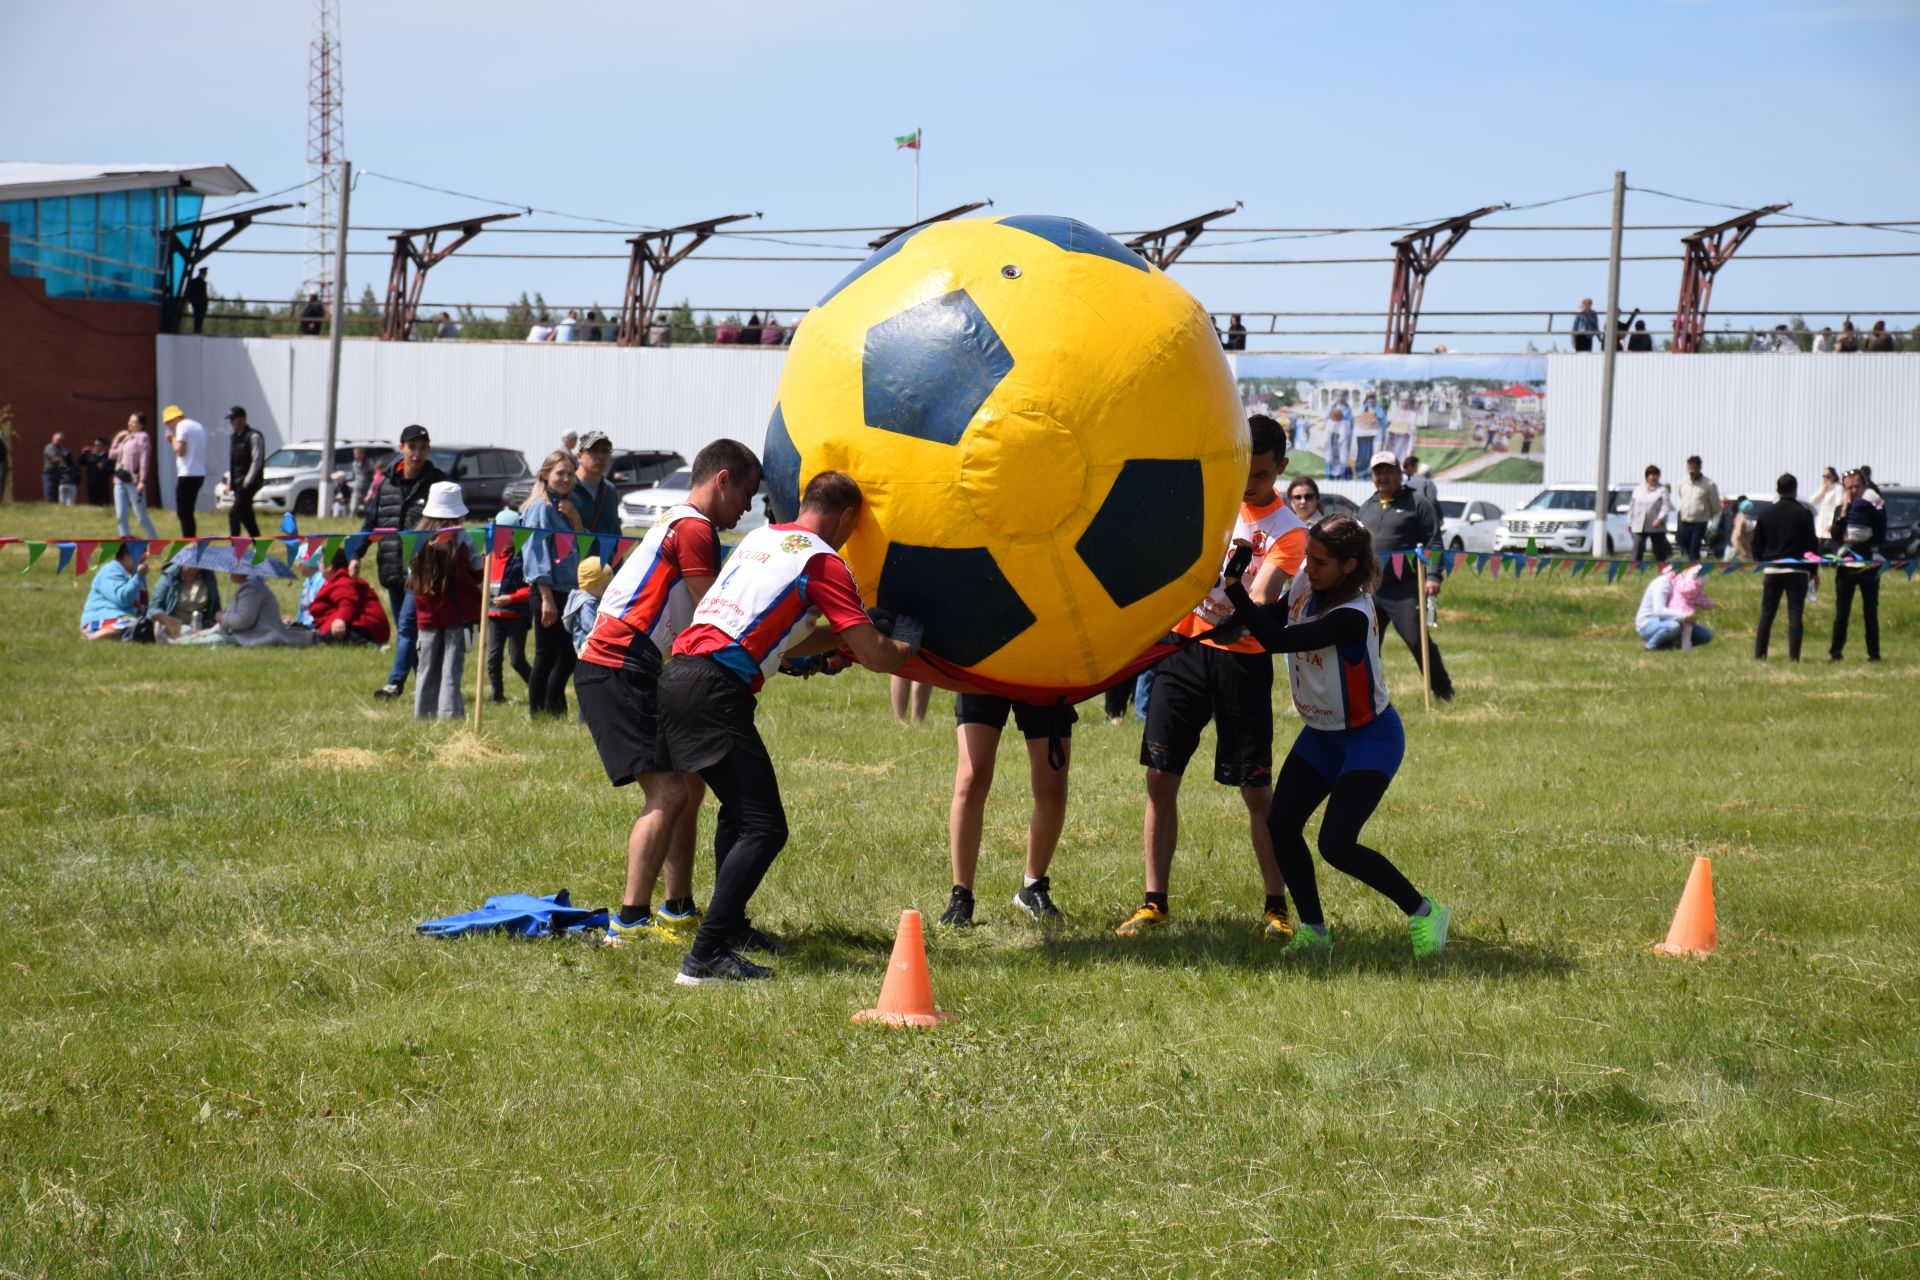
939, 887, 976, 928
1012, 877, 1062, 922
730, 918, 790, 956
673, 950, 772, 985
373, 682, 403, 699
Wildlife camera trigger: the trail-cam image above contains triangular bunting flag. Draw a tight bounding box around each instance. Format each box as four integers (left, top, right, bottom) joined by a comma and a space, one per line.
400, 531, 422, 560
512, 527, 533, 554
167, 539, 193, 561
1606, 561, 1622, 584
1471, 553, 1487, 575
1441, 550, 1457, 575
1487, 555, 1501, 580
55, 543, 75, 576
74, 541, 98, 575
615, 536, 638, 564
1390, 552, 1405, 579
22, 542, 46, 573
598, 535, 616, 562
232, 536, 253, 564
468, 529, 488, 558
555, 532, 576, 562
250, 539, 273, 565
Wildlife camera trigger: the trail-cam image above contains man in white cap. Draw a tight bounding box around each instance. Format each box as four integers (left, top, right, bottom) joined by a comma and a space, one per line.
161, 405, 207, 538
1356, 449, 1453, 701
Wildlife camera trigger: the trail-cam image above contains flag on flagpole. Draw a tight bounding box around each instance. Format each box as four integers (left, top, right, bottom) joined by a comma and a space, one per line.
894, 129, 921, 150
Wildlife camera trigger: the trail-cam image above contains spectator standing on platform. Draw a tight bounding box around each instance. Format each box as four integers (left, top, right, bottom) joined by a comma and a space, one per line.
715, 316, 742, 345
162, 407, 206, 537
1812, 326, 1834, 353
1223, 314, 1248, 351
78, 437, 113, 505
1627, 320, 1654, 352
1752, 473, 1818, 663
109, 414, 159, 539
223, 407, 265, 538
648, 315, 672, 347
1836, 319, 1859, 353
1674, 455, 1720, 563
1628, 465, 1672, 562
299, 292, 325, 336
742, 314, 764, 346
556, 311, 581, 343
1865, 320, 1896, 352
760, 314, 785, 346
434, 312, 459, 340
1772, 324, 1802, 353
1356, 450, 1453, 702
1572, 298, 1599, 352
185, 269, 211, 334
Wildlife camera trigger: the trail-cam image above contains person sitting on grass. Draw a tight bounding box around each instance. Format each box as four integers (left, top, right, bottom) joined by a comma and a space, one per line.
308, 550, 391, 645
1219, 515, 1452, 960
1634, 565, 1715, 652
82, 545, 176, 641
187, 566, 312, 647
148, 559, 221, 633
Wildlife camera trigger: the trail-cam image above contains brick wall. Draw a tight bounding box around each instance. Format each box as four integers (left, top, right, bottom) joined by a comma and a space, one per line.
0, 221, 159, 503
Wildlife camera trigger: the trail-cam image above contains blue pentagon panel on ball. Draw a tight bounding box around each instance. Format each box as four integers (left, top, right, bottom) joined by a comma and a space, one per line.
876, 543, 1037, 669
997, 215, 1150, 274
1075, 459, 1207, 608
861, 289, 1014, 447
762, 404, 802, 523
816, 224, 930, 307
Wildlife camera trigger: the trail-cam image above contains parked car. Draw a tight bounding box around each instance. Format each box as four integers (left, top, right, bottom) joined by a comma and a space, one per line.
617, 467, 770, 536
501, 449, 685, 513
1440, 498, 1504, 553
1878, 486, 1920, 560
215, 440, 387, 516
1495, 485, 1635, 555
375, 446, 529, 519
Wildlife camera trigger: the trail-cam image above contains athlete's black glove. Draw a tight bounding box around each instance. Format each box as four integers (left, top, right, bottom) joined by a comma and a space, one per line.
866, 607, 895, 636
890, 614, 925, 657
1222, 539, 1254, 586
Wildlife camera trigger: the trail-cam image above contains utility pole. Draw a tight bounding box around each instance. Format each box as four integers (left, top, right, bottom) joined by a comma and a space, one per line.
1592, 170, 1624, 560
322, 159, 351, 515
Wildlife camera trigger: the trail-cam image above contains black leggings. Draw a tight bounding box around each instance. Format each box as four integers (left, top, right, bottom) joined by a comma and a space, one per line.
689, 741, 788, 961
1268, 752, 1423, 926
486, 616, 531, 699
527, 616, 577, 717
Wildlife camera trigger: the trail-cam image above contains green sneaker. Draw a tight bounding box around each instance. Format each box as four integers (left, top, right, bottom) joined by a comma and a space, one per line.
1409, 901, 1452, 959
1280, 925, 1331, 957
604, 910, 675, 948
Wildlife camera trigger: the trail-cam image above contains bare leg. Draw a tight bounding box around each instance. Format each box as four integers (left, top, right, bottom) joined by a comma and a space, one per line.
1023, 736, 1069, 880
622, 771, 689, 911
948, 724, 1001, 890
890, 675, 911, 722
1143, 768, 1181, 895
910, 680, 932, 725
662, 773, 704, 902
1242, 783, 1285, 897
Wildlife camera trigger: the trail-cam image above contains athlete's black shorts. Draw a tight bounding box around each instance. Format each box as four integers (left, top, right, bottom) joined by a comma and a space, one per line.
1139, 642, 1274, 787
576, 660, 664, 785
954, 693, 1078, 741
657, 655, 766, 777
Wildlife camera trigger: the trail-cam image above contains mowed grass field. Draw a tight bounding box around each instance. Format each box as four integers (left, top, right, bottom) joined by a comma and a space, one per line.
2, 504, 1917, 1278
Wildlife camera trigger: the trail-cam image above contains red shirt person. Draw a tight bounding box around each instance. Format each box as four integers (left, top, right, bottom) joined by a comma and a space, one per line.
308, 553, 392, 645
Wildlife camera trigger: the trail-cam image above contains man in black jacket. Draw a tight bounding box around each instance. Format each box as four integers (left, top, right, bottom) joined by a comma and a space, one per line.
225, 407, 266, 537
1355, 450, 1453, 701
1829, 468, 1885, 662
1750, 473, 1818, 662
349, 424, 448, 698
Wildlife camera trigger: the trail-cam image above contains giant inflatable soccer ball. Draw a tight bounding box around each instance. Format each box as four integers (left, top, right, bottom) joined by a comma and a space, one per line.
764, 215, 1248, 698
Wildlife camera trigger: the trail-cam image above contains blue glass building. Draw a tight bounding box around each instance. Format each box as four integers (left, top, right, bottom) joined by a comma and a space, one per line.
0, 163, 253, 303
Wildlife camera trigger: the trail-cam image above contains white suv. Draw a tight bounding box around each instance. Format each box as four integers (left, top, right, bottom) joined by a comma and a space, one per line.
1495, 485, 1635, 555
217, 440, 387, 516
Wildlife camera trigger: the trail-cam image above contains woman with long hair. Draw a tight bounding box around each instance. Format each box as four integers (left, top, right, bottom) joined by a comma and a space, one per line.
1220, 515, 1452, 959
519, 450, 585, 718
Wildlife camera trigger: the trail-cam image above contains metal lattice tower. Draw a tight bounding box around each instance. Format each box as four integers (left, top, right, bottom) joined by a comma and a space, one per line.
303, 0, 345, 305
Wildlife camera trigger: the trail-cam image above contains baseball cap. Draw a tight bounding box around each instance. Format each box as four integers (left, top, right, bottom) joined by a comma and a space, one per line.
399, 424, 430, 444
226, 405, 248, 420
578, 429, 612, 451
161, 405, 185, 424
1368, 449, 1400, 471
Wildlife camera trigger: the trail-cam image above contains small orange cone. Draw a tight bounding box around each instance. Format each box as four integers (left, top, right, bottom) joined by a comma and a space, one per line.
1653, 856, 1716, 957
853, 909, 954, 1027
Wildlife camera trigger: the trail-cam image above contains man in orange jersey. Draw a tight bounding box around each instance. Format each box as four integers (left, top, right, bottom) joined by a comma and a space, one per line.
1117, 414, 1305, 940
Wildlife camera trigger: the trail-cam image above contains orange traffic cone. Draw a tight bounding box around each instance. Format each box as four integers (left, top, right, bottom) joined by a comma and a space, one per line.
1653, 856, 1716, 957
853, 909, 954, 1027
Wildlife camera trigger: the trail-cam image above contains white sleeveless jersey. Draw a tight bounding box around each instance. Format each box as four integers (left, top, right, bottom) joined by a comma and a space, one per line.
1190, 498, 1309, 628
1282, 570, 1391, 731
688, 524, 845, 683
583, 505, 710, 667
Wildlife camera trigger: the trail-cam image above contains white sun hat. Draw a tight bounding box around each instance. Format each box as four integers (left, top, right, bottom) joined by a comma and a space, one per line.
422, 481, 469, 519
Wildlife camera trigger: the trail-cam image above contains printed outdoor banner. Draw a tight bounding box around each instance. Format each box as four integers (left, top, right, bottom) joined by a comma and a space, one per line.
1235, 354, 1548, 487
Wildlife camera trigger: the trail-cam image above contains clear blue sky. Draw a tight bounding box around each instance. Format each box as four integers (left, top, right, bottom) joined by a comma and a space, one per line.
5, 0, 1917, 350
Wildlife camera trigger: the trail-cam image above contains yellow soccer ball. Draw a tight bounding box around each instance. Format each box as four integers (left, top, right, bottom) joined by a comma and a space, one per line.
765, 215, 1247, 695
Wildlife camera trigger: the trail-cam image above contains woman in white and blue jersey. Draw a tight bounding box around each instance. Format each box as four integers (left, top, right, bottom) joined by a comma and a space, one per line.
1221, 515, 1452, 959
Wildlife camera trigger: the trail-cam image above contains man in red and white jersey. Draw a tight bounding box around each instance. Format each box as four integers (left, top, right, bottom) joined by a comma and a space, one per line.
1118, 414, 1307, 940
576, 439, 763, 949
660, 470, 922, 985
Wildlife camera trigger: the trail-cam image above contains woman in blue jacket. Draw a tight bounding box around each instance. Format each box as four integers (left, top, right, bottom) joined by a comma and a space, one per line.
519, 450, 584, 718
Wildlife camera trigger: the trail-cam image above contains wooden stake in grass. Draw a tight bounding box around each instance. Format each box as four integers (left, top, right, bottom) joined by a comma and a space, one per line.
1415, 552, 1434, 713
471, 525, 493, 731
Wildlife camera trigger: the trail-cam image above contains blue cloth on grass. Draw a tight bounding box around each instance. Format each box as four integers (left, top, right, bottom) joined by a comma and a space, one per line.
417, 890, 608, 938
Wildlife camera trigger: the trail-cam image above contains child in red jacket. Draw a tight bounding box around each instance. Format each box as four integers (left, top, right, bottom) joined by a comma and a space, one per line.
310, 552, 392, 645
408, 483, 483, 721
